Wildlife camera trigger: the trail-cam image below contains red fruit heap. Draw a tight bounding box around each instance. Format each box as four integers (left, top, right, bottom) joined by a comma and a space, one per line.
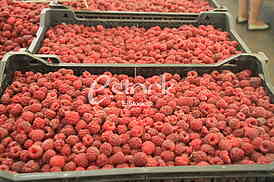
39, 24, 241, 64
0, 68, 273, 173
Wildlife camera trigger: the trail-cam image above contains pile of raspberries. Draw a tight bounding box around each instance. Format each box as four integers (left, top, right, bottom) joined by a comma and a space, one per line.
0, 68, 273, 173
39, 24, 241, 64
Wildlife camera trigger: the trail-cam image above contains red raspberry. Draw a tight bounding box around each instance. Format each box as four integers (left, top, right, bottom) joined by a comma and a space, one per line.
0, 127, 8, 139
28, 145, 43, 159
74, 153, 89, 168
146, 157, 158, 167
129, 137, 142, 149
49, 155, 65, 167
175, 155, 189, 166
100, 142, 113, 156
190, 119, 203, 131
230, 147, 245, 162
200, 144, 215, 155
64, 161, 76, 171
9, 104, 23, 116
0, 165, 9, 171
23, 160, 40, 173
178, 131, 190, 143
117, 125, 128, 134
257, 156, 272, 164
239, 159, 255, 165
218, 139, 233, 151
20, 150, 30, 161
29, 103, 42, 112
161, 151, 175, 162
151, 135, 164, 146
161, 123, 174, 136
42, 139, 54, 150
240, 142, 254, 154
189, 138, 202, 150
66, 135, 80, 146
61, 144, 71, 156
50, 167, 62, 172
110, 152, 125, 165
160, 105, 173, 115
130, 126, 144, 137
42, 149, 56, 162
204, 133, 220, 145
11, 161, 25, 173
22, 111, 34, 122
88, 122, 101, 134
192, 151, 208, 162
244, 127, 258, 139
64, 111, 80, 125
102, 121, 116, 131
82, 135, 94, 146
161, 140, 175, 151
29, 129, 45, 141
196, 161, 210, 166
96, 154, 109, 167
133, 152, 147, 167
72, 143, 87, 154
142, 141, 155, 155
252, 137, 263, 150
75, 120, 88, 131
177, 97, 194, 106
153, 113, 165, 122
108, 134, 122, 146
33, 118, 46, 129
260, 140, 274, 153
83, 146, 98, 161
228, 118, 241, 129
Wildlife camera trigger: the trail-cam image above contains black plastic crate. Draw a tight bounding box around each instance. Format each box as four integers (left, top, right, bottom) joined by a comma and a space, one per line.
0, 51, 273, 182
27, 7, 250, 64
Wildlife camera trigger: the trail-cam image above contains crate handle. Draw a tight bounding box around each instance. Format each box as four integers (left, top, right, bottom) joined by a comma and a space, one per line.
32, 54, 61, 64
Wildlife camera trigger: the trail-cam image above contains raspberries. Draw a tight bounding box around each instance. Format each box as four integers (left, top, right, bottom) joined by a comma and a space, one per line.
64, 111, 80, 125
134, 152, 147, 167
49, 156, 65, 168
39, 24, 240, 64
0, 69, 273, 174
142, 141, 155, 155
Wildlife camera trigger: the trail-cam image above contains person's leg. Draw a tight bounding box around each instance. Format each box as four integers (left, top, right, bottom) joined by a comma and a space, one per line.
238, 0, 249, 21
249, 0, 268, 27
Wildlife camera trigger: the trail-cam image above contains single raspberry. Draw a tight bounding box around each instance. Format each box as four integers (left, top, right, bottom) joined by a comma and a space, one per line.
190, 119, 203, 131
29, 103, 42, 112
64, 111, 80, 125
204, 133, 220, 145
21, 111, 34, 122
87, 166, 98, 170
161, 151, 175, 162
28, 145, 43, 159
146, 157, 158, 167
75, 120, 88, 131
117, 125, 128, 134
108, 134, 122, 146
86, 147, 99, 161
175, 155, 189, 166
161, 123, 174, 136
196, 161, 210, 166
88, 122, 101, 134
192, 151, 208, 162
230, 147, 245, 162
66, 135, 80, 146
177, 97, 194, 106
72, 143, 87, 154
50, 167, 62, 172
11, 161, 25, 173
61, 144, 71, 156
110, 152, 125, 165
42, 139, 54, 151
218, 139, 233, 151
29, 129, 45, 141
33, 118, 46, 129
63, 161, 76, 171
244, 127, 258, 139
102, 121, 116, 131
41, 165, 51, 172
9, 104, 23, 116
161, 139, 175, 151
189, 138, 202, 150
129, 137, 142, 149
160, 105, 173, 115
49, 155, 65, 168
23, 160, 40, 173
200, 144, 215, 155
96, 154, 109, 167
240, 142, 254, 154
82, 135, 94, 146
133, 152, 147, 167
142, 141, 155, 155
100, 143, 113, 156
130, 126, 144, 137
151, 135, 164, 146
260, 140, 274, 153
74, 153, 89, 168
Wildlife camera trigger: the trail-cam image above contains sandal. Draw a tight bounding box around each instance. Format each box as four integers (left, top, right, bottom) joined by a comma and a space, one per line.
248, 23, 270, 31
236, 16, 248, 24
